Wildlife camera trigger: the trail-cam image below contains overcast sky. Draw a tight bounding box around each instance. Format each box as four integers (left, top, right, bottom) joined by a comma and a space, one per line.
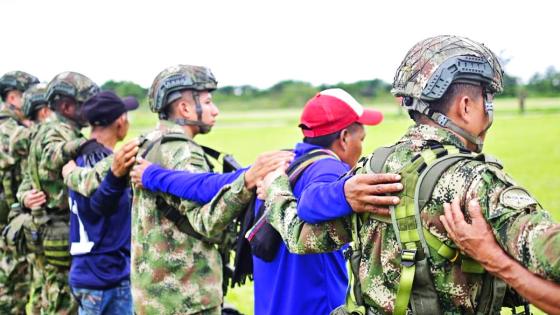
1, 0, 557, 89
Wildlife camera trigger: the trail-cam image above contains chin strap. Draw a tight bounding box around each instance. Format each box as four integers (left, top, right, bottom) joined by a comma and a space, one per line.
407, 96, 493, 153
173, 90, 212, 134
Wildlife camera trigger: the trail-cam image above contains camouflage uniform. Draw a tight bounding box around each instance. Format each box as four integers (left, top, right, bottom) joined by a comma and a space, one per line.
64, 65, 254, 315
16, 71, 98, 315
14, 118, 55, 315
264, 36, 560, 314
0, 71, 38, 314
0, 108, 31, 314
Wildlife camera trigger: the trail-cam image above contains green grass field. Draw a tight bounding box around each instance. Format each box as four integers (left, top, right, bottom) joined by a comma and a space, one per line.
128, 97, 560, 315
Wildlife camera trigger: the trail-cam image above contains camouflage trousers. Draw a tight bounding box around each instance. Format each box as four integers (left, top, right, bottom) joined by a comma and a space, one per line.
27, 255, 77, 315
0, 241, 30, 315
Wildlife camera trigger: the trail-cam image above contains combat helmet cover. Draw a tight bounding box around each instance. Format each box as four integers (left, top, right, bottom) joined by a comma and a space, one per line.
392, 35, 504, 101
0, 71, 39, 98
45, 71, 99, 107
22, 83, 48, 118
148, 65, 218, 116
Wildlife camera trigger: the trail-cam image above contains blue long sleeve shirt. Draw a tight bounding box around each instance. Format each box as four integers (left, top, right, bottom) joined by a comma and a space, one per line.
68, 140, 131, 290
142, 142, 353, 315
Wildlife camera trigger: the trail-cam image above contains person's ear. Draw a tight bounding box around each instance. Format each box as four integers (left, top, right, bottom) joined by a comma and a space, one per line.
340, 129, 350, 150
453, 95, 471, 124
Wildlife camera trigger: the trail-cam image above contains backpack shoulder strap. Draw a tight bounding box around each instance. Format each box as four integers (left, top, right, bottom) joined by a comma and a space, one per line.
140, 132, 216, 243
368, 145, 398, 174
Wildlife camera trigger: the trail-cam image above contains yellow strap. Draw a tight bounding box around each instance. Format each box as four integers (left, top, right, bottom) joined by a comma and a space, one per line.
43, 239, 69, 247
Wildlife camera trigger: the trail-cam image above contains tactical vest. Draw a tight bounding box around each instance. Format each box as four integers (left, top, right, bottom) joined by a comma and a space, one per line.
139, 131, 245, 295
338, 142, 530, 315
25, 123, 71, 268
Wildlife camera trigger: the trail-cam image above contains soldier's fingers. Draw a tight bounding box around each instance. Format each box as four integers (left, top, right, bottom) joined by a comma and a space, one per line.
442, 203, 458, 232
358, 173, 401, 185
439, 214, 457, 241
449, 198, 465, 225
362, 183, 403, 196
467, 199, 484, 221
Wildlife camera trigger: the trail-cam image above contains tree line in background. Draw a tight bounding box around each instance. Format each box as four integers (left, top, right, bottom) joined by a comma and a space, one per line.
102, 66, 560, 110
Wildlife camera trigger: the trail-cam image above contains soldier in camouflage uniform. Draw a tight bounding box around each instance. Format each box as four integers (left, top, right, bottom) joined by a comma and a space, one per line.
63, 65, 292, 315
261, 35, 560, 314
16, 71, 99, 315
12, 83, 55, 314
0, 71, 39, 314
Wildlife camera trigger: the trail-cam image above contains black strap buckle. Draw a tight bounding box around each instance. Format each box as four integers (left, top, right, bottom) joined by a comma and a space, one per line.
400, 249, 417, 267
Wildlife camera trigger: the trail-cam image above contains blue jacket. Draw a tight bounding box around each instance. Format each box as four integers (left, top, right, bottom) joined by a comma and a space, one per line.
68, 140, 131, 290
142, 142, 353, 315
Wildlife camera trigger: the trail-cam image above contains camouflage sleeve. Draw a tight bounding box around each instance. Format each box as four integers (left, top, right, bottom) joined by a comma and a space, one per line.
16, 168, 33, 205
157, 140, 253, 239
466, 164, 560, 282
9, 126, 30, 175
265, 174, 352, 254
39, 127, 86, 176
64, 155, 113, 197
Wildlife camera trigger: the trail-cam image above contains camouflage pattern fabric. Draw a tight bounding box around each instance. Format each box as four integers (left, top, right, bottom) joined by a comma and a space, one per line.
45, 71, 99, 105
265, 124, 560, 314
16, 118, 55, 315
0, 108, 30, 314
0, 238, 30, 314
391, 35, 504, 99
16, 113, 84, 314
0, 71, 39, 97
0, 108, 25, 219
64, 120, 254, 315
148, 65, 217, 114
21, 113, 85, 210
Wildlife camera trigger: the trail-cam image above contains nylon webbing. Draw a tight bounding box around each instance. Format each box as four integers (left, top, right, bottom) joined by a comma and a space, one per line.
393, 147, 446, 315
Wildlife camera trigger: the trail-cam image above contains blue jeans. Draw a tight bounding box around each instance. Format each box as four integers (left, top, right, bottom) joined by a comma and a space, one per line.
71, 280, 133, 315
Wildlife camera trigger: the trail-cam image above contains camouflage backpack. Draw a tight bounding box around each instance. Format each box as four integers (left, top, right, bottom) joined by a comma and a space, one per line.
337, 142, 530, 315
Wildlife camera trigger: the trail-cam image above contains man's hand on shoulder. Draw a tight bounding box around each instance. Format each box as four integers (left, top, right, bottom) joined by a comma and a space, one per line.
111, 139, 139, 178
245, 151, 294, 189
344, 173, 402, 216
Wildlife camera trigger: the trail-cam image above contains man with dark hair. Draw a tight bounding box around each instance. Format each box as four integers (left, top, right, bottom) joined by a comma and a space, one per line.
128, 88, 402, 315
260, 35, 560, 314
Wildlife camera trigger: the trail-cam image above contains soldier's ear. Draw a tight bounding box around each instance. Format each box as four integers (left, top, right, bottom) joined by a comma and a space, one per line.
453, 95, 471, 124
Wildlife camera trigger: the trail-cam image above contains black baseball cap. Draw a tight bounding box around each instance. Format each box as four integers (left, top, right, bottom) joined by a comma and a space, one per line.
83, 91, 139, 126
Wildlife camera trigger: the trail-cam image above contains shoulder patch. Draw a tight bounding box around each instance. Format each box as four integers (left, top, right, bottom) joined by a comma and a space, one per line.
499, 186, 537, 210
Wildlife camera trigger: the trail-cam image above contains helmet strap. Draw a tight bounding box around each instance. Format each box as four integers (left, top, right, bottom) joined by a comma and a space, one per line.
175, 90, 212, 134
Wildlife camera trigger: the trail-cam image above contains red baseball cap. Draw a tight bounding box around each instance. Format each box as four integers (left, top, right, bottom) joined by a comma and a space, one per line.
299, 88, 383, 137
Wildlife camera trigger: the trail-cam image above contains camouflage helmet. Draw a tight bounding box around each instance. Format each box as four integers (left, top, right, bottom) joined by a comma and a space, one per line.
45, 71, 99, 107
148, 65, 217, 117
0, 71, 39, 98
22, 83, 48, 119
392, 35, 503, 101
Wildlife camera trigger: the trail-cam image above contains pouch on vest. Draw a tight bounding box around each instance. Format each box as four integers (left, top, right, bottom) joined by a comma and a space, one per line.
2, 203, 31, 255
246, 149, 338, 262
42, 217, 71, 268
